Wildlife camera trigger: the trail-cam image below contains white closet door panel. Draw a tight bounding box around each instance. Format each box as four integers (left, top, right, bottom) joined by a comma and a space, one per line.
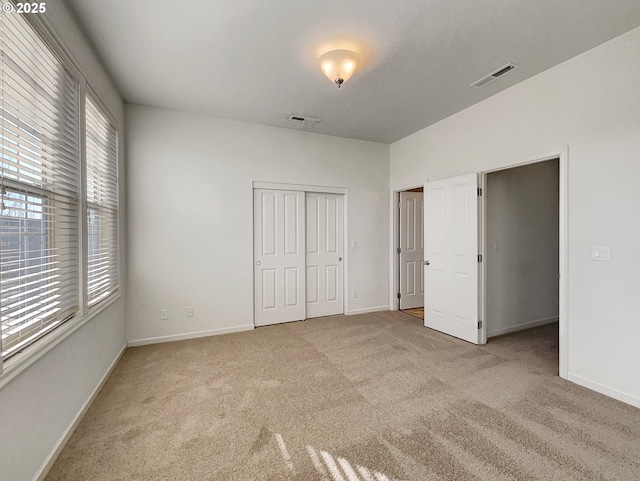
306, 193, 344, 318
254, 189, 305, 326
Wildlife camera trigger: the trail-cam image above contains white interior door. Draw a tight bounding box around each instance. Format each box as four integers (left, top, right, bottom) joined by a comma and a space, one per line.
306, 193, 344, 318
254, 189, 305, 327
399, 191, 424, 309
424, 173, 480, 344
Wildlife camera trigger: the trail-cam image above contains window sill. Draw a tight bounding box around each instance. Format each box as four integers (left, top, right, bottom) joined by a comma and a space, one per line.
0, 292, 122, 391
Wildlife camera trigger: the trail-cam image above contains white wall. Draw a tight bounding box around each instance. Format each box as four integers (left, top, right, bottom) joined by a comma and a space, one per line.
126, 106, 390, 344
0, 3, 126, 481
486, 160, 559, 337
391, 27, 640, 407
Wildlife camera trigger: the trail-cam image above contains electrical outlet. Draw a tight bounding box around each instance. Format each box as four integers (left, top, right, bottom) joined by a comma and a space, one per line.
160, 309, 168, 320
352, 290, 357, 298
186, 307, 194, 317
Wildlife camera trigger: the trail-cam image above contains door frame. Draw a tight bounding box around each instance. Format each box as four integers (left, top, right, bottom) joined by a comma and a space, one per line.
388, 147, 568, 379
389, 183, 427, 311
480, 148, 569, 379
252, 181, 348, 326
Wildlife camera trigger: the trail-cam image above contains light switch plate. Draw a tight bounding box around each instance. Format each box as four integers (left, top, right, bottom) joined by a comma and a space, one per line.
592, 246, 612, 261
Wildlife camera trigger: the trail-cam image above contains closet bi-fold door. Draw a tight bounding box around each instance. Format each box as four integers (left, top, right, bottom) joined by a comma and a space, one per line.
306, 193, 344, 318
254, 189, 306, 327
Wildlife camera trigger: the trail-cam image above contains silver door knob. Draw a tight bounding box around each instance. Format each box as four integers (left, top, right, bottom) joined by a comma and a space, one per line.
424, 260, 430, 265
256, 261, 261, 266
339, 257, 342, 261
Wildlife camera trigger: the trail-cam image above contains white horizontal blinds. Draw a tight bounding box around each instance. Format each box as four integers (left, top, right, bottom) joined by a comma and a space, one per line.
85, 96, 118, 306
1, 7, 80, 359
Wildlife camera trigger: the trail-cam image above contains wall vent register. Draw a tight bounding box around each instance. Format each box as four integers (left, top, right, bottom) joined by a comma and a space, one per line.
288, 115, 321, 125
470, 63, 518, 88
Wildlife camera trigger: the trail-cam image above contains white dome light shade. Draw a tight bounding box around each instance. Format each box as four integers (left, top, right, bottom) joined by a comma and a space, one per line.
318, 49, 360, 88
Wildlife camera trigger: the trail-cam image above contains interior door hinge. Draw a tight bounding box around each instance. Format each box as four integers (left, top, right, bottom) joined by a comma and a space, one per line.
478, 320, 482, 329
477, 187, 483, 196
478, 254, 482, 262
397, 247, 401, 254
398, 201, 401, 209
397, 293, 401, 299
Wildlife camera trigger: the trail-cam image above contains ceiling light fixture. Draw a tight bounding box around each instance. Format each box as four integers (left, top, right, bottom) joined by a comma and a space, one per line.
318, 49, 360, 88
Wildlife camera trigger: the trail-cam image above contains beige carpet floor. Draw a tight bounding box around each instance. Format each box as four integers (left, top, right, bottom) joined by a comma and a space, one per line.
46, 311, 640, 481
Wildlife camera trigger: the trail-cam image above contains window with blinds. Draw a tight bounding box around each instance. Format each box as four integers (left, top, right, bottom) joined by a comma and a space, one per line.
85, 96, 118, 306
1, 9, 80, 359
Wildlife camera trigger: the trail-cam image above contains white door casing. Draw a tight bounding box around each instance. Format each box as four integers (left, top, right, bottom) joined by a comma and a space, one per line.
254, 189, 306, 327
399, 191, 424, 309
306, 193, 344, 318
424, 173, 480, 344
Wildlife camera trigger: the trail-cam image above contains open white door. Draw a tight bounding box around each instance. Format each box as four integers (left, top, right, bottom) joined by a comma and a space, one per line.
399, 191, 424, 309
254, 189, 306, 327
306, 193, 344, 318
424, 173, 480, 344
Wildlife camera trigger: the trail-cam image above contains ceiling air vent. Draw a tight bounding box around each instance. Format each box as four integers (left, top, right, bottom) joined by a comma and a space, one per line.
288, 114, 321, 125
470, 63, 518, 88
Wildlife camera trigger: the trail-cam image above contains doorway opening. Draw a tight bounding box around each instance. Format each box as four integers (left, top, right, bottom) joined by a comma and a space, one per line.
389, 149, 567, 377
396, 187, 424, 321
483, 158, 560, 370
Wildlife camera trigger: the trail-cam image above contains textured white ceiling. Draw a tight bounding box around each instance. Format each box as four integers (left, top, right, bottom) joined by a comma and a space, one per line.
65, 0, 640, 143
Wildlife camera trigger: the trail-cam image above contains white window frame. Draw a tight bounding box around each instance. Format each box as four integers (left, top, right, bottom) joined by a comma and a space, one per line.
0, 6, 122, 385
84, 89, 120, 308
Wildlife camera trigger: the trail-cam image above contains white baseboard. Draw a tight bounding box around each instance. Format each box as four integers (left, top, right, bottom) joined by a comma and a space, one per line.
568, 372, 640, 409
128, 324, 255, 347
345, 306, 389, 316
487, 316, 558, 338
34, 343, 128, 481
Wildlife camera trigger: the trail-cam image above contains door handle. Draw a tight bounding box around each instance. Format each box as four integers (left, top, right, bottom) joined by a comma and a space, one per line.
256, 261, 261, 266
424, 260, 430, 265
338, 257, 342, 261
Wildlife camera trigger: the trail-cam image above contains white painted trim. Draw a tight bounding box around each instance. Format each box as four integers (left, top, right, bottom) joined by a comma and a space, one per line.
389, 189, 398, 311
78, 82, 88, 318
33, 343, 127, 481
558, 148, 569, 380
127, 324, 254, 347
478, 173, 488, 344
0, 293, 122, 390
389, 181, 429, 192
464, 149, 568, 176
252, 181, 347, 194
567, 373, 640, 409
342, 193, 349, 315
480, 148, 569, 379
487, 316, 558, 338
345, 306, 388, 315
